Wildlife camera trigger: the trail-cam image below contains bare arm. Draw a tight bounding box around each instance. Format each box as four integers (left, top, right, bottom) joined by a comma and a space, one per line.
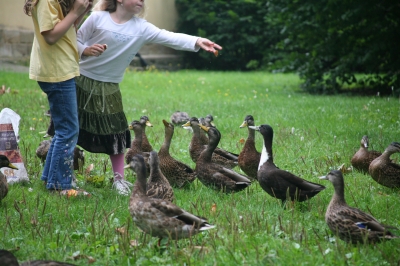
74, 0, 93, 30
41, 0, 89, 45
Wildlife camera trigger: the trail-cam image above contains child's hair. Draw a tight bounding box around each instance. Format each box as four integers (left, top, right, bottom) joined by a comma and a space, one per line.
93, 0, 146, 18
24, 0, 75, 17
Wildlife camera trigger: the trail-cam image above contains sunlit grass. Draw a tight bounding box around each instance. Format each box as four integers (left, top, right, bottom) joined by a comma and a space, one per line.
0, 69, 399, 265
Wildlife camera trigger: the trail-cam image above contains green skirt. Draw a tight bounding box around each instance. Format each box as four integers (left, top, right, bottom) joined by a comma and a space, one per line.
75, 75, 131, 155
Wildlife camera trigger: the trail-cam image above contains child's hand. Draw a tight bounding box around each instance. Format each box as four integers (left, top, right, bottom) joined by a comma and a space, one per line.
72, 0, 91, 16
83, 44, 107, 57
196, 38, 222, 56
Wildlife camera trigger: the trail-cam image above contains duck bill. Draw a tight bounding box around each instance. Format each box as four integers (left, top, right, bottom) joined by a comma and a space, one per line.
239, 121, 248, 128
145, 121, 153, 127
248, 125, 260, 131
182, 121, 191, 127
124, 164, 130, 169
129, 125, 133, 130
9, 163, 19, 170
162, 119, 170, 127
199, 124, 209, 132
319, 175, 328, 180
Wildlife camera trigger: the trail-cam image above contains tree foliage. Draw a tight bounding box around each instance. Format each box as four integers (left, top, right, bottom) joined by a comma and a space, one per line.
175, 0, 274, 70
176, 0, 400, 93
268, 0, 400, 93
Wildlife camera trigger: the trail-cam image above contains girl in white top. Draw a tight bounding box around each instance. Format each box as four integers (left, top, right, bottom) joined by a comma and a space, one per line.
76, 0, 222, 195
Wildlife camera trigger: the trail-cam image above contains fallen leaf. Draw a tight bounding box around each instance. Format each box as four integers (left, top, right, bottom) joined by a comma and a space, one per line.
87, 256, 96, 263
130, 240, 139, 247
115, 227, 127, 235
210, 203, 217, 213
60, 189, 90, 198
239, 138, 245, 144
85, 163, 94, 175
338, 163, 352, 174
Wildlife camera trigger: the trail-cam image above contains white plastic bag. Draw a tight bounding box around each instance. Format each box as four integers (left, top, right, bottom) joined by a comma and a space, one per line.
0, 108, 29, 183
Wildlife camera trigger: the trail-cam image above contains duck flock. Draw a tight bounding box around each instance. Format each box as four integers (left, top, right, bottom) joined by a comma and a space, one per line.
123, 112, 400, 245
1, 112, 399, 261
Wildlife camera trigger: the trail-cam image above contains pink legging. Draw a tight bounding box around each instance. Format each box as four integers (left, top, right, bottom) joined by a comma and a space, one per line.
110, 153, 125, 181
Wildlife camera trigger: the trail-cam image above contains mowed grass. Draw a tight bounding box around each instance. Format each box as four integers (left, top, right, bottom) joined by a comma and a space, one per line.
0, 69, 399, 265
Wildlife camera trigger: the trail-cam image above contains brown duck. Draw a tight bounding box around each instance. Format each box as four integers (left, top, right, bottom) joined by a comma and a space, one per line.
36, 140, 84, 172
204, 114, 239, 161
250, 124, 325, 204
198, 117, 209, 145
139, 115, 154, 152
39, 111, 84, 171
125, 120, 150, 173
158, 119, 196, 188
320, 170, 399, 244
0, 155, 18, 201
368, 142, 400, 188
204, 114, 215, 127
351, 135, 382, 174
146, 151, 174, 202
170, 111, 190, 126
0, 249, 77, 266
238, 115, 261, 181
196, 125, 252, 193
128, 154, 215, 240
182, 117, 238, 169
125, 120, 149, 163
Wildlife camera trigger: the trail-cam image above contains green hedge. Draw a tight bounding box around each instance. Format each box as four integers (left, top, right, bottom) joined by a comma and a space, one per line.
176, 0, 275, 71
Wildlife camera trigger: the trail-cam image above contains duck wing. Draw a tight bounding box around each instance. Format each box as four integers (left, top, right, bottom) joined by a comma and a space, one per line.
149, 199, 209, 228
216, 167, 252, 183
214, 148, 239, 160
146, 183, 174, 202
269, 167, 323, 190
334, 205, 395, 231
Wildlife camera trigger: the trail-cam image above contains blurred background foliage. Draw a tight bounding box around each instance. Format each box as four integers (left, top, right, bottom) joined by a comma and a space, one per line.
176, 0, 400, 94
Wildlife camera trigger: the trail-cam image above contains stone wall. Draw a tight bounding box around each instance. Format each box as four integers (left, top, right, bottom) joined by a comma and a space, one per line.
0, 27, 34, 64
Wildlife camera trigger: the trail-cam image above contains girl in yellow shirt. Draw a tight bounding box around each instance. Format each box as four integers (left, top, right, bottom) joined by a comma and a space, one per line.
24, 0, 91, 191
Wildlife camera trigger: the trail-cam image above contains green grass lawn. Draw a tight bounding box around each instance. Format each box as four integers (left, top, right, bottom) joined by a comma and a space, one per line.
0, 69, 399, 265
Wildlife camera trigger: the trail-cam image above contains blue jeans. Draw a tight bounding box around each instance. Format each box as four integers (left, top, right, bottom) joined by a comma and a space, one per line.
38, 79, 79, 190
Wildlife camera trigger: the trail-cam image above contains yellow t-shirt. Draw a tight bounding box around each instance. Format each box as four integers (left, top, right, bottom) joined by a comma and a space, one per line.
29, 0, 80, 82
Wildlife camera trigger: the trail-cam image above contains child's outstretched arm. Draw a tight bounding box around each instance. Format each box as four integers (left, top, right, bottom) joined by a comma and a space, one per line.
196, 38, 222, 54
41, 0, 90, 45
